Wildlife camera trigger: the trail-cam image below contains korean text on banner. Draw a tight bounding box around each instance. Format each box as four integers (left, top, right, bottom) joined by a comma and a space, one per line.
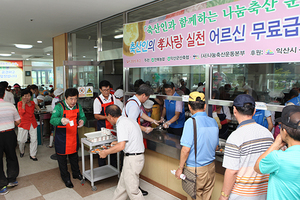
123, 0, 300, 68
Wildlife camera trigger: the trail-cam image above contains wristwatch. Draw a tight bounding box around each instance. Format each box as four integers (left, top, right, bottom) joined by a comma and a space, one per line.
221, 191, 229, 197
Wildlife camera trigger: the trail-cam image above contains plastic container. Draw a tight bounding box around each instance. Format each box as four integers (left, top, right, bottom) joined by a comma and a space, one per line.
170, 170, 186, 180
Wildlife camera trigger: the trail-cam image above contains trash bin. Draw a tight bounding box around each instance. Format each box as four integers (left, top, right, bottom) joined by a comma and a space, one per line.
37, 121, 42, 145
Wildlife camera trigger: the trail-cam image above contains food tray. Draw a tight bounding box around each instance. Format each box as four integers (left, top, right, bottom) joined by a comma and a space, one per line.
90, 144, 113, 154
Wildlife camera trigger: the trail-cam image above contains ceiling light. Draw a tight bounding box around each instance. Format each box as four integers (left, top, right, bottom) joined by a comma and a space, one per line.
94, 46, 97, 49
47, 53, 50, 56
114, 34, 123, 39
15, 44, 33, 49
11, 52, 15, 54
37, 41, 42, 43
26, 58, 29, 60
83, 56, 86, 58
0, 54, 11, 57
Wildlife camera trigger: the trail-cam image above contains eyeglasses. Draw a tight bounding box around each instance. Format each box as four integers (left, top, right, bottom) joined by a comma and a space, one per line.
101, 89, 110, 92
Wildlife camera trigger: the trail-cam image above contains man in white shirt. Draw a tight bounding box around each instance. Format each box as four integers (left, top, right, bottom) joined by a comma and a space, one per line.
99, 104, 145, 200
0, 86, 21, 195
0, 81, 15, 105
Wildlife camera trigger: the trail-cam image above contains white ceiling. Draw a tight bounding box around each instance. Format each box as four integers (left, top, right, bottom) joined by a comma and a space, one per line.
0, 0, 155, 61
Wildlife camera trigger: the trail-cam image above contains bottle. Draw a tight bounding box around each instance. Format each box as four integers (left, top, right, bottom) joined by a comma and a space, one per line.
170, 170, 186, 180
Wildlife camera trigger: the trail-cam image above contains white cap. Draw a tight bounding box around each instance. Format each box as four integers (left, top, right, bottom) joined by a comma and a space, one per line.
54, 88, 64, 97
37, 95, 45, 101
143, 100, 154, 109
114, 89, 123, 98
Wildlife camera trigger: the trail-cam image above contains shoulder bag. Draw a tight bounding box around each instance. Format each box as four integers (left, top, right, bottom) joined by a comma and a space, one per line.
182, 117, 197, 199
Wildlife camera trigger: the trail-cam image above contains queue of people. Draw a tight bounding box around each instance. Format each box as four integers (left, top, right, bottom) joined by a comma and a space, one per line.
1, 78, 300, 200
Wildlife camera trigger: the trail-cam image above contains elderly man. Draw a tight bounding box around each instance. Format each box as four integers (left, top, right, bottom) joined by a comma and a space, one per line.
122, 83, 158, 196
50, 88, 86, 188
254, 105, 300, 200
219, 94, 273, 200
0, 81, 15, 105
175, 92, 218, 199
99, 104, 145, 200
0, 86, 21, 195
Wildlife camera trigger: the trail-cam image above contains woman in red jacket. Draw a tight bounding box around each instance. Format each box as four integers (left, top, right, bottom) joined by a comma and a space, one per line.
17, 90, 38, 161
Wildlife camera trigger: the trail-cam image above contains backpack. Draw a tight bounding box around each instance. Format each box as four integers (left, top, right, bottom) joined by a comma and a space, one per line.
252, 109, 268, 128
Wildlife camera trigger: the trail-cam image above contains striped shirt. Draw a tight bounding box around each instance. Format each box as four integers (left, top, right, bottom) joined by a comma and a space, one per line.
0, 99, 20, 131
223, 119, 273, 199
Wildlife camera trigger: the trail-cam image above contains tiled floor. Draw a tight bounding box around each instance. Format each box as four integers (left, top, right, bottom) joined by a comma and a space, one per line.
1, 137, 180, 200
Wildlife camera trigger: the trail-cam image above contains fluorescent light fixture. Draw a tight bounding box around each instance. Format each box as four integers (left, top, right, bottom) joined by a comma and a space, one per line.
94, 46, 97, 49
83, 56, 86, 58
114, 34, 123, 39
11, 52, 15, 54
26, 58, 29, 60
15, 44, 33, 49
0, 54, 11, 57
37, 41, 42, 43
47, 53, 50, 56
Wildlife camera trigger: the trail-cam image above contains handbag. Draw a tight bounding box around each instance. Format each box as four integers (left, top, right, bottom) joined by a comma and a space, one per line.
182, 117, 197, 199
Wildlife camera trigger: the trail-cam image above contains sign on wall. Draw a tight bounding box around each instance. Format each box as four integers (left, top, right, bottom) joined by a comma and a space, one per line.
0, 60, 23, 85
78, 86, 93, 98
123, 0, 300, 68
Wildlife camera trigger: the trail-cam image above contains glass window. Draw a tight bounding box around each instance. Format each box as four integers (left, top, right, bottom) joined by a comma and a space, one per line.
128, 65, 206, 93
32, 70, 53, 86
101, 15, 123, 51
211, 63, 300, 105
70, 24, 97, 61
127, 0, 228, 23
69, 65, 98, 89
32, 71, 37, 85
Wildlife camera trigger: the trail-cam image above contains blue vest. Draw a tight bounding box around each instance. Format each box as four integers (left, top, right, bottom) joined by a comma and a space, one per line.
286, 95, 300, 106
252, 109, 268, 129
165, 92, 185, 128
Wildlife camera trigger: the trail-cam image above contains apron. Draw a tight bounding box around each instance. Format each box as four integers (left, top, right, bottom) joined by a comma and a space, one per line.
125, 99, 147, 148
217, 107, 229, 140
96, 96, 114, 131
55, 102, 79, 155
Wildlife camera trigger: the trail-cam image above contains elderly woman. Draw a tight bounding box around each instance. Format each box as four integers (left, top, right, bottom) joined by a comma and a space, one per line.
17, 89, 38, 161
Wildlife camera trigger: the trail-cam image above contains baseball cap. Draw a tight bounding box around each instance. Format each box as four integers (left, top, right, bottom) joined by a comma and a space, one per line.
114, 89, 123, 98
188, 92, 205, 102
275, 105, 300, 129
143, 100, 154, 109
13, 83, 20, 88
54, 88, 64, 97
233, 94, 255, 108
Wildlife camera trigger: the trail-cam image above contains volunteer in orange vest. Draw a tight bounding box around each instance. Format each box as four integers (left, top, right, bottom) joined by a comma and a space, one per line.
50, 88, 86, 188
93, 80, 116, 166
